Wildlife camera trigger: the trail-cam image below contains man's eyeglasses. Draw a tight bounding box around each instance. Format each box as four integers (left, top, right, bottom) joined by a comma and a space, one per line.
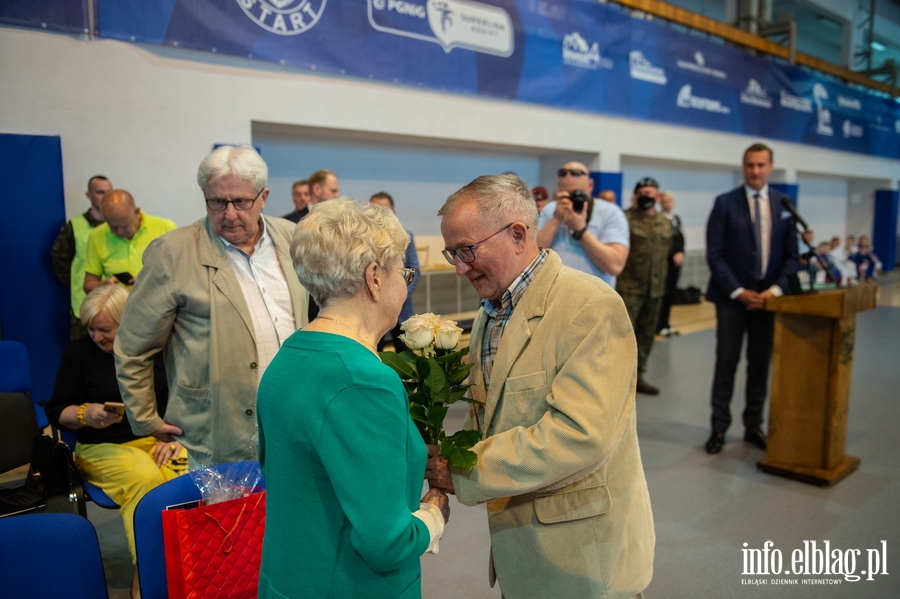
401, 267, 417, 286
442, 223, 514, 265
206, 188, 264, 212
557, 168, 587, 178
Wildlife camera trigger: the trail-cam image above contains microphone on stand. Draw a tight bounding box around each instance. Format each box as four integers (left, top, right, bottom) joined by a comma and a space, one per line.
781, 197, 809, 232
779, 197, 815, 294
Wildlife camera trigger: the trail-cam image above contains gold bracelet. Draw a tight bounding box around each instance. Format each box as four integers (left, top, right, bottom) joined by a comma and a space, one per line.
77, 403, 90, 427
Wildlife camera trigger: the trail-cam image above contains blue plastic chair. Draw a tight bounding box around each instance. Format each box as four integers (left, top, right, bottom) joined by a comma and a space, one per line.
57, 429, 119, 509
0, 512, 109, 599
0, 341, 44, 428
133, 460, 264, 599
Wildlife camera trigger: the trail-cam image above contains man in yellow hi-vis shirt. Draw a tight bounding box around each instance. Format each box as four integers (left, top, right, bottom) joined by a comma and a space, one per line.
83, 190, 176, 292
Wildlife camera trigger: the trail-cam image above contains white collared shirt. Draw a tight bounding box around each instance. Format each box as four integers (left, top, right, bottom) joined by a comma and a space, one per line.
728, 184, 783, 299
745, 184, 772, 277
220, 219, 296, 381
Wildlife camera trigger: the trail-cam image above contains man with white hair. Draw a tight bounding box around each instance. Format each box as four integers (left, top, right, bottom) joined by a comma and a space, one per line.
115, 145, 309, 466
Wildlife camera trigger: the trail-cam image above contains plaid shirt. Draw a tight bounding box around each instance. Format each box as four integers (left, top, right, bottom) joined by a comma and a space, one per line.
480, 249, 548, 389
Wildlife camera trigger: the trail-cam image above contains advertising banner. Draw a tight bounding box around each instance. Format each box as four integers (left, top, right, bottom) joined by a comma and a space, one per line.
27, 0, 900, 158
0, 0, 88, 34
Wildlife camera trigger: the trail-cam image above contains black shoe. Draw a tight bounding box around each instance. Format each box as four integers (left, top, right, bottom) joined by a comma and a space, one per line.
744, 429, 767, 451
636, 378, 659, 395
705, 431, 725, 454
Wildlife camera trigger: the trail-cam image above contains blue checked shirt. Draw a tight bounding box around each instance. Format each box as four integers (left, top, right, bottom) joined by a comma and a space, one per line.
480, 249, 548, 389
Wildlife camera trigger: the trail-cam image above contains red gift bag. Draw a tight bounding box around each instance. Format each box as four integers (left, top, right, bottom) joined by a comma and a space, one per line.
162, 491, 266, 599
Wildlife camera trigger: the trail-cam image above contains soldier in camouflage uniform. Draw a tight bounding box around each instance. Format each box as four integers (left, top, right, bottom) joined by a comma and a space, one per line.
616, 177, 673, 395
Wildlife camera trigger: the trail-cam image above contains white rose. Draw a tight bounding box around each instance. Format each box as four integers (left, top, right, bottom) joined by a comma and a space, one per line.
434, 320, 463, 350
400, 314, 435, 350
420, 313, 442, 328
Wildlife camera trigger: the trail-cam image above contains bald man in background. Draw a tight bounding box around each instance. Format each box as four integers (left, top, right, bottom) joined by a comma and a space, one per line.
598, 189, 618, 204
83, 190, 176, 292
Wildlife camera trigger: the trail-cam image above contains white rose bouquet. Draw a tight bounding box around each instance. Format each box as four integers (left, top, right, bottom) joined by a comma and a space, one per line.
379, 313, 483, 470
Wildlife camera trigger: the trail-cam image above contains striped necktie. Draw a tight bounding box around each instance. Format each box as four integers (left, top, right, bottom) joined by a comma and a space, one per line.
753, 193, 764, 280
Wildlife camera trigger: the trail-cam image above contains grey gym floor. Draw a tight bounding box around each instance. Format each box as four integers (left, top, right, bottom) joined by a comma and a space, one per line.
91, 281, 900, 599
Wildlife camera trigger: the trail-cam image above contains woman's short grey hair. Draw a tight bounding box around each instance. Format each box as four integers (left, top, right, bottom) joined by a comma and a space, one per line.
291, 197, 410, 306
197, 145, 268, 195
438, 173, 539, 232
80, 285, 129, 326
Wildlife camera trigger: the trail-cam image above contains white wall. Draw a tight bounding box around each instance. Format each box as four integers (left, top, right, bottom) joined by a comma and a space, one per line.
796, 174, 849, 244
621, 157, 738, 252
1, 26, 897, 249
254, 125, 541, 235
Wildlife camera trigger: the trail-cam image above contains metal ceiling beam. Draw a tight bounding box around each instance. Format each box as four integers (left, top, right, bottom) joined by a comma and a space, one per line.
610, 0, 896, 97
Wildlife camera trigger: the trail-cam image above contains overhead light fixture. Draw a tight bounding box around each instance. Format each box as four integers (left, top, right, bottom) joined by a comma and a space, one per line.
871, 41, 886, 52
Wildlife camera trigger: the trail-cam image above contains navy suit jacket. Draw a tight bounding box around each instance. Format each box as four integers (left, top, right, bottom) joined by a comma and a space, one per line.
706, 186, 799, 308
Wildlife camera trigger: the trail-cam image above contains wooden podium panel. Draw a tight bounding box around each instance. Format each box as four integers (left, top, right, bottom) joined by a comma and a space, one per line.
759, 285, 876, 486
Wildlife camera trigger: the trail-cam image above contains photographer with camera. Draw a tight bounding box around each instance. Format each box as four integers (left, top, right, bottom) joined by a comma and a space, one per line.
616, 177, 673, 395
537, 161, 630, 287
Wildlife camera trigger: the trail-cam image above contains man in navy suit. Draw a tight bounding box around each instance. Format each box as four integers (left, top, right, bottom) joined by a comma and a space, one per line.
704, 143, 799, 454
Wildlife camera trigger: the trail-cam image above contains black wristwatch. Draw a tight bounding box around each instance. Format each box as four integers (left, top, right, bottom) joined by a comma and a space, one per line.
571, 226, 588, 240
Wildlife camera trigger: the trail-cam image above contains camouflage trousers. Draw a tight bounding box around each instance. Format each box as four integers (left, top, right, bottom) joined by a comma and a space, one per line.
619, 293, 662, 374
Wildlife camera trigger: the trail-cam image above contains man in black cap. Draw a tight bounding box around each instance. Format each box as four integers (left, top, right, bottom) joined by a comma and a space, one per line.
616, 177, 672, 395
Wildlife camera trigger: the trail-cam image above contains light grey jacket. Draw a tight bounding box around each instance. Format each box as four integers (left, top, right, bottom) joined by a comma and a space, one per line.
115, 216, 308, 465
451, 251, 655, 599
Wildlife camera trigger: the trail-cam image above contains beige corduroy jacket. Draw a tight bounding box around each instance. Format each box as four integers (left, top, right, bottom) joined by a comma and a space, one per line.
115, 216, 308, 465
452, 250, 655, 599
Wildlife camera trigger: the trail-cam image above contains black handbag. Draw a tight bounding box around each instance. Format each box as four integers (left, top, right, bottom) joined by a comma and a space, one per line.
26, 435, 82, 499
0, 435, 83, 517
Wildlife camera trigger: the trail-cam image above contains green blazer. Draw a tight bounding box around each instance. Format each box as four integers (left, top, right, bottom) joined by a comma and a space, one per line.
257, 332, 431, 599
451, 251, 656, 599
115, 216, 308, 464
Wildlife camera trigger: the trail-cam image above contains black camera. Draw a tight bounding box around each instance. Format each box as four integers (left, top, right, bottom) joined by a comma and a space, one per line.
569, 189, 588, 213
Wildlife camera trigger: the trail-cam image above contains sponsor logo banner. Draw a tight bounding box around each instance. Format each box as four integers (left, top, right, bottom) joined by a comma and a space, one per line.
562, 32, 612, 70
74, 0, 900, 159
629, 50, 667, 85
740, 79, 772, 109
676, 51, 727, 79
369, 0, 514, 56
236, 0, 326, 35
676, 85, 731, 114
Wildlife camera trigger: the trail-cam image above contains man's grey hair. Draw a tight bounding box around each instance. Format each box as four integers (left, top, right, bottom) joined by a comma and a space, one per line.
291, 197, 409, 307
438, 173, 539, 231
197, 145, 268, 195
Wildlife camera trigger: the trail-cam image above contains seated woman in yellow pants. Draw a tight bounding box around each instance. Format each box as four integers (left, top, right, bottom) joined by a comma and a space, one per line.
45, 284, 186, 597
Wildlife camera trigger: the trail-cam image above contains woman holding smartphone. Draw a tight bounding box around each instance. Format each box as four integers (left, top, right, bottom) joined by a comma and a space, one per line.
45, 284, 186, 597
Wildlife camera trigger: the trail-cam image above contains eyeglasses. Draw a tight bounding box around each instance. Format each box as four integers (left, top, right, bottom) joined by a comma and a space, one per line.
206, 188, 264, 212
401, 267, 416, 286
442, 223, 513, 265
557, 168, 587, 178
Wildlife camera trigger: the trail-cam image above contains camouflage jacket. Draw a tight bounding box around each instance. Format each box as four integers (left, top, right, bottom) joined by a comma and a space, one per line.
616, 209, 673, 298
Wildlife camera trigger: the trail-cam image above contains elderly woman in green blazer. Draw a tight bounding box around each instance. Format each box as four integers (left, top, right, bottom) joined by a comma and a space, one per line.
257, 198, 449, 599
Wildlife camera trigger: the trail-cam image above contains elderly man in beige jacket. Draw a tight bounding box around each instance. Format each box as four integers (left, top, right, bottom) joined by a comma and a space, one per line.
430, 174, 654, 599
115, 146, 308, 467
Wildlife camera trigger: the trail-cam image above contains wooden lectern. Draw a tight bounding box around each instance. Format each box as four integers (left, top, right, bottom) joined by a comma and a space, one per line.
760, 285, 877, 486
